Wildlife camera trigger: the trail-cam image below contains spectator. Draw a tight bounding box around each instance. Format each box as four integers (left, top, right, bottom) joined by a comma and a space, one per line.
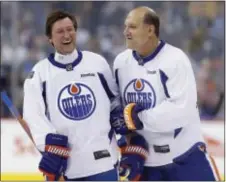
1, 1, 224, 121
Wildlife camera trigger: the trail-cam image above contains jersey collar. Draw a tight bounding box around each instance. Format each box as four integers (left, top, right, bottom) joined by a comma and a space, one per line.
48, 50, 83, 70
132, 40, 165, 65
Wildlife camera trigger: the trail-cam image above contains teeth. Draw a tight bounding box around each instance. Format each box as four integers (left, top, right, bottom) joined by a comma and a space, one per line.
63, 42, 71, 45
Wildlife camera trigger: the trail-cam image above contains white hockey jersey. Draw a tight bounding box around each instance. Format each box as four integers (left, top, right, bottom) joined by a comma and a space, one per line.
113, 40, 205, 166
23, 49, 119, 178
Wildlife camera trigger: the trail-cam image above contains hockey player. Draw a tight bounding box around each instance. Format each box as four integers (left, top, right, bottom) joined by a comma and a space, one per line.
113, 6, 221, 181
23, 10, 120, 181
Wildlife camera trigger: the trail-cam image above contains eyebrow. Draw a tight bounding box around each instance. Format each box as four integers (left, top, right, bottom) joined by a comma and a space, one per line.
125, 22, 137, 26
64, 25, 74, 29
55, 25, 74, 30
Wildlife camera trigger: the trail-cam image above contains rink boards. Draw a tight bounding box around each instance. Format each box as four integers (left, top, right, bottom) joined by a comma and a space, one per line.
1, 119, 225, 181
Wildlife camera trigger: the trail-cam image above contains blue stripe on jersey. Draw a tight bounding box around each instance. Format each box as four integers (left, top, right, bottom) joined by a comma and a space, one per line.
108, 128, 114, 143
42, 81, 50, 120
48, 50, 83, 69
173, 142, 206, 163
174, 127, 182, 138
115, 69, 119, 86
160, 69, 170, 98
97, 73, 115, 100
42, 81, 47, 109
132, 40, 165, 64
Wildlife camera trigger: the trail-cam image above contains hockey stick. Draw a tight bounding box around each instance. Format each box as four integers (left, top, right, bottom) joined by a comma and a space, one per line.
1, 91, 65, 181
1, 91, 34, 143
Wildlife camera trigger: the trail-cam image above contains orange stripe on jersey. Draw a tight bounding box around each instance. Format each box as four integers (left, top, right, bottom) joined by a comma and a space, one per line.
209, 155, 221, 181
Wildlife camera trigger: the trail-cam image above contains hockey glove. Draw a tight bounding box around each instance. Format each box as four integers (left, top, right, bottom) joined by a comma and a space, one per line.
119, 133, 149, 181
124, 103, 144, 131
110, 106, 131, 135
39, 133, 70, 181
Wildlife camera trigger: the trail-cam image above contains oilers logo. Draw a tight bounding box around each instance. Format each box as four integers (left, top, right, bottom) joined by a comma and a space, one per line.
123, 79, 156, 109
58, 83, 96, 120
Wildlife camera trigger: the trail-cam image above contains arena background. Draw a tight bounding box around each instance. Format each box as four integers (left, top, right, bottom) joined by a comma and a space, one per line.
1, 1, 225, 181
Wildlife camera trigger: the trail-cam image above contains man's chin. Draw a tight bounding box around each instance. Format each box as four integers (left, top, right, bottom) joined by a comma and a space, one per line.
126, 44, 135, 50
63, 45, 75, 54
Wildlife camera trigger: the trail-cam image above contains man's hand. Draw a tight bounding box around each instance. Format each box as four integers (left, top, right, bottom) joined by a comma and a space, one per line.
123, 103, 144, 130
39, 133, 70, 181
119, 133, 149, 181
110, 106, 131, 135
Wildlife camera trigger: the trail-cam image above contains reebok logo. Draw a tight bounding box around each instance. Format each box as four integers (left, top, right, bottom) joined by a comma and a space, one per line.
81, 73, 95, 77
147, 70, 156, 74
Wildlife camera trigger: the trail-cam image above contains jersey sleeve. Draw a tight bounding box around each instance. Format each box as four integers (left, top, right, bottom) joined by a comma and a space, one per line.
98, 56, 121, 111
138, 52, 199, 132
23, 64, 57, 152
113, 51, 126, 91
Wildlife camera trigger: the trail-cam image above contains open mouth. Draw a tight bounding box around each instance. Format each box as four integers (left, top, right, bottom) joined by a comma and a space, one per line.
62, 41, 72, 45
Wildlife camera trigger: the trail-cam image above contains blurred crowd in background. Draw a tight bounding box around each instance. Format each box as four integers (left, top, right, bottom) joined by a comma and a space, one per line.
1, 1, 224, 121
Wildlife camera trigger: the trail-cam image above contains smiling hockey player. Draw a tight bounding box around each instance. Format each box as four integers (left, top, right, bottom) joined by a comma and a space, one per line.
23, 10, 120, 181
113, 6, 221, 181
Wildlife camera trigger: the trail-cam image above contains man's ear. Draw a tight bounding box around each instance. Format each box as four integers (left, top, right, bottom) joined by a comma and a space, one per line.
48, 38, 53, 44
148, 25, 155, 37
48, 38, 54, 47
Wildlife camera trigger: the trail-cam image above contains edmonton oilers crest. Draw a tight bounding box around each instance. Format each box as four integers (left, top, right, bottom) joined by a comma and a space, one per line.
58, 83, 96, 120
123, 79, 156, 109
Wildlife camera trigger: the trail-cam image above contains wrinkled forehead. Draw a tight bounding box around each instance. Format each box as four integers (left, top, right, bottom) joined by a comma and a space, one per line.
125, 10, 145, 26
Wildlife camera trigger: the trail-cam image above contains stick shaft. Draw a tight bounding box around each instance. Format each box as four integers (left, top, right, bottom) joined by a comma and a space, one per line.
1, 91, 34, 142
1, 91, 65, 181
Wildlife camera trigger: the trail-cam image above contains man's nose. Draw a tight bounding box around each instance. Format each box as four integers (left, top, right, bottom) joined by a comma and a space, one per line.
64, 31, 70, 38
123, 26, 128, 35
123, 27, 131, 37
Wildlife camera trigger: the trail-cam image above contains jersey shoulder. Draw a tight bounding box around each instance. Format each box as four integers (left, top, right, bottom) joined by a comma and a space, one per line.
162, 43, 190, 64
113, 49, 132, 70
159, 42, 192, 77
82, 50, 110, 71
82, 50, 107, 63
25, 57, 51, 82
31, 57, 49, 72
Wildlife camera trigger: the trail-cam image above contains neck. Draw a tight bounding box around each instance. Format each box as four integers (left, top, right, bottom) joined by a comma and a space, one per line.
137, 38, 159, 58
54, 49, 78, 64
